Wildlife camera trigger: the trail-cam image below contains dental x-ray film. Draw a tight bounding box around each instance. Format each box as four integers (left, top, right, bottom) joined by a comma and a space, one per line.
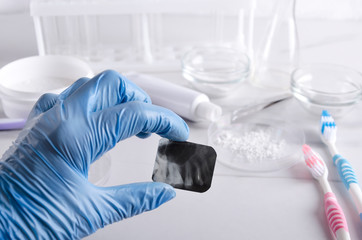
152, 138, 217, 193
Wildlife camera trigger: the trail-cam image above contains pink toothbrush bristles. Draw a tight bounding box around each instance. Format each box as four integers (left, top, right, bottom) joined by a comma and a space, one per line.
302, 144, 325, 177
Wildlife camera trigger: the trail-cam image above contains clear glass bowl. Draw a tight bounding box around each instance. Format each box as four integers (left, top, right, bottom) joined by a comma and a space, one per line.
291, 64, 362, 117
208, 116, 305, 172
181, 47, 250, 98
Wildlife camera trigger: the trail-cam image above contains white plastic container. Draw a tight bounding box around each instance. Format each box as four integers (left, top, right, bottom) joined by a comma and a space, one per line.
0, 55, 94, 118
30, 0, 248, 72
126, 72, 222, 122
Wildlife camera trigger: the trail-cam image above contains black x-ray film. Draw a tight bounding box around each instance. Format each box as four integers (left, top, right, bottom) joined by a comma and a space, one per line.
152, 138, 217, 193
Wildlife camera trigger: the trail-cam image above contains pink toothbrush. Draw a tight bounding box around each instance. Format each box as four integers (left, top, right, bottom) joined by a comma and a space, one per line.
302, 144, 350, 240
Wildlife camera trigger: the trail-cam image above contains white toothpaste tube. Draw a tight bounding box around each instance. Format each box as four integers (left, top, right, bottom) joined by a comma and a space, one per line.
125, 72, 222, 122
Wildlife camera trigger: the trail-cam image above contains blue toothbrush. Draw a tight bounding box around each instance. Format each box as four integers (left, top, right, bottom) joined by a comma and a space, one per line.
320, 110, 362, 222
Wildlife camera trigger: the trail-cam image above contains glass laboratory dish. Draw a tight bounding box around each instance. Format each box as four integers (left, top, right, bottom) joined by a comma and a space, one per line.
208, 115, 305, 172
181, 47, 250, 98
291, 64, 362, 117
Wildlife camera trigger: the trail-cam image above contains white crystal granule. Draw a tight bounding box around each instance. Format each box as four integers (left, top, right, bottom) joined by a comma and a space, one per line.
214, 129, 286, 163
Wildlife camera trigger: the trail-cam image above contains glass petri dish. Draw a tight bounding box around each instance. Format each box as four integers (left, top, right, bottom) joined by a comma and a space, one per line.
181, 46, 250, 98
88, 153, 112, 186
291, 64, 362, 117
208, 115, 305, 172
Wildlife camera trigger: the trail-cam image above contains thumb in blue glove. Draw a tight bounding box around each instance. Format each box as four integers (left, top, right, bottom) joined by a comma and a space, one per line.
0, 70, 189, 239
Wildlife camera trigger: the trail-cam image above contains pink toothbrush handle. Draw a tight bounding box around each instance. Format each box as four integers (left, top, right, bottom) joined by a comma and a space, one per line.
324, 192, 350, 240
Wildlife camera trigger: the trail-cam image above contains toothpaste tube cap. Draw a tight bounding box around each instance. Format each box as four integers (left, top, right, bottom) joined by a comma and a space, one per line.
195, 101, 222, 122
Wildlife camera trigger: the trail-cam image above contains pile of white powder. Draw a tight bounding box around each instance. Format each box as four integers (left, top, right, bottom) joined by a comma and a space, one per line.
214, 129, 286, 163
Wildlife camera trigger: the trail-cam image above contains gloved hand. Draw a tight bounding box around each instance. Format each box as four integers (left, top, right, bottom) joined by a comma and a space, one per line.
0, 70, 189, 239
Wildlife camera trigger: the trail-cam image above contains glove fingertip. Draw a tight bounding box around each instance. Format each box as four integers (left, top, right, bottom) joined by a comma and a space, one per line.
160, 117, 190, 142
153, 182, 176, 205
134, 182, 176, 210
100, 182, 176, 222
136, 132, 152, 139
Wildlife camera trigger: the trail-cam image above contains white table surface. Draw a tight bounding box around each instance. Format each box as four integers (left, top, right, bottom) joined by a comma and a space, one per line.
1, 13, 362, 240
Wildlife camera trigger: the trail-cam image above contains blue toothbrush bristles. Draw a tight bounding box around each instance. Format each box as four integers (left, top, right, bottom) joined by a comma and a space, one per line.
320, 110, 337, 143
321, 110, 330, 117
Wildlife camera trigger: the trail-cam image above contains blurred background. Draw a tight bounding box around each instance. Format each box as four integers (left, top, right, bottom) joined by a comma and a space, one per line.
1, 0, 361, 71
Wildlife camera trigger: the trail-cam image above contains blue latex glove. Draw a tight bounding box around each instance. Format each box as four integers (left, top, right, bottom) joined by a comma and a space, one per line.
0, 70, 189, 239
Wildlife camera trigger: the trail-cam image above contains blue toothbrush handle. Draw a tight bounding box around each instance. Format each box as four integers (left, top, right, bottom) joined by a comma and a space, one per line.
334, 154, 362, 221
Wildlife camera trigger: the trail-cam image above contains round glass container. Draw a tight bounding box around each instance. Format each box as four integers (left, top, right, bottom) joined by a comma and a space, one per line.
181, 47, 250, 98
208, 115, 304, 172
291, 64, 362, 117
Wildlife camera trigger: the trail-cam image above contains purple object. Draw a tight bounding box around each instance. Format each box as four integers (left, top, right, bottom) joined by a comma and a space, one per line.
0, 118, 26, 130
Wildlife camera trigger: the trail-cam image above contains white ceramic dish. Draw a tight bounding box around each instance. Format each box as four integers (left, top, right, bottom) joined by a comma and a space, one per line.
0, 55, 94, 118
0, 96, 35, 119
